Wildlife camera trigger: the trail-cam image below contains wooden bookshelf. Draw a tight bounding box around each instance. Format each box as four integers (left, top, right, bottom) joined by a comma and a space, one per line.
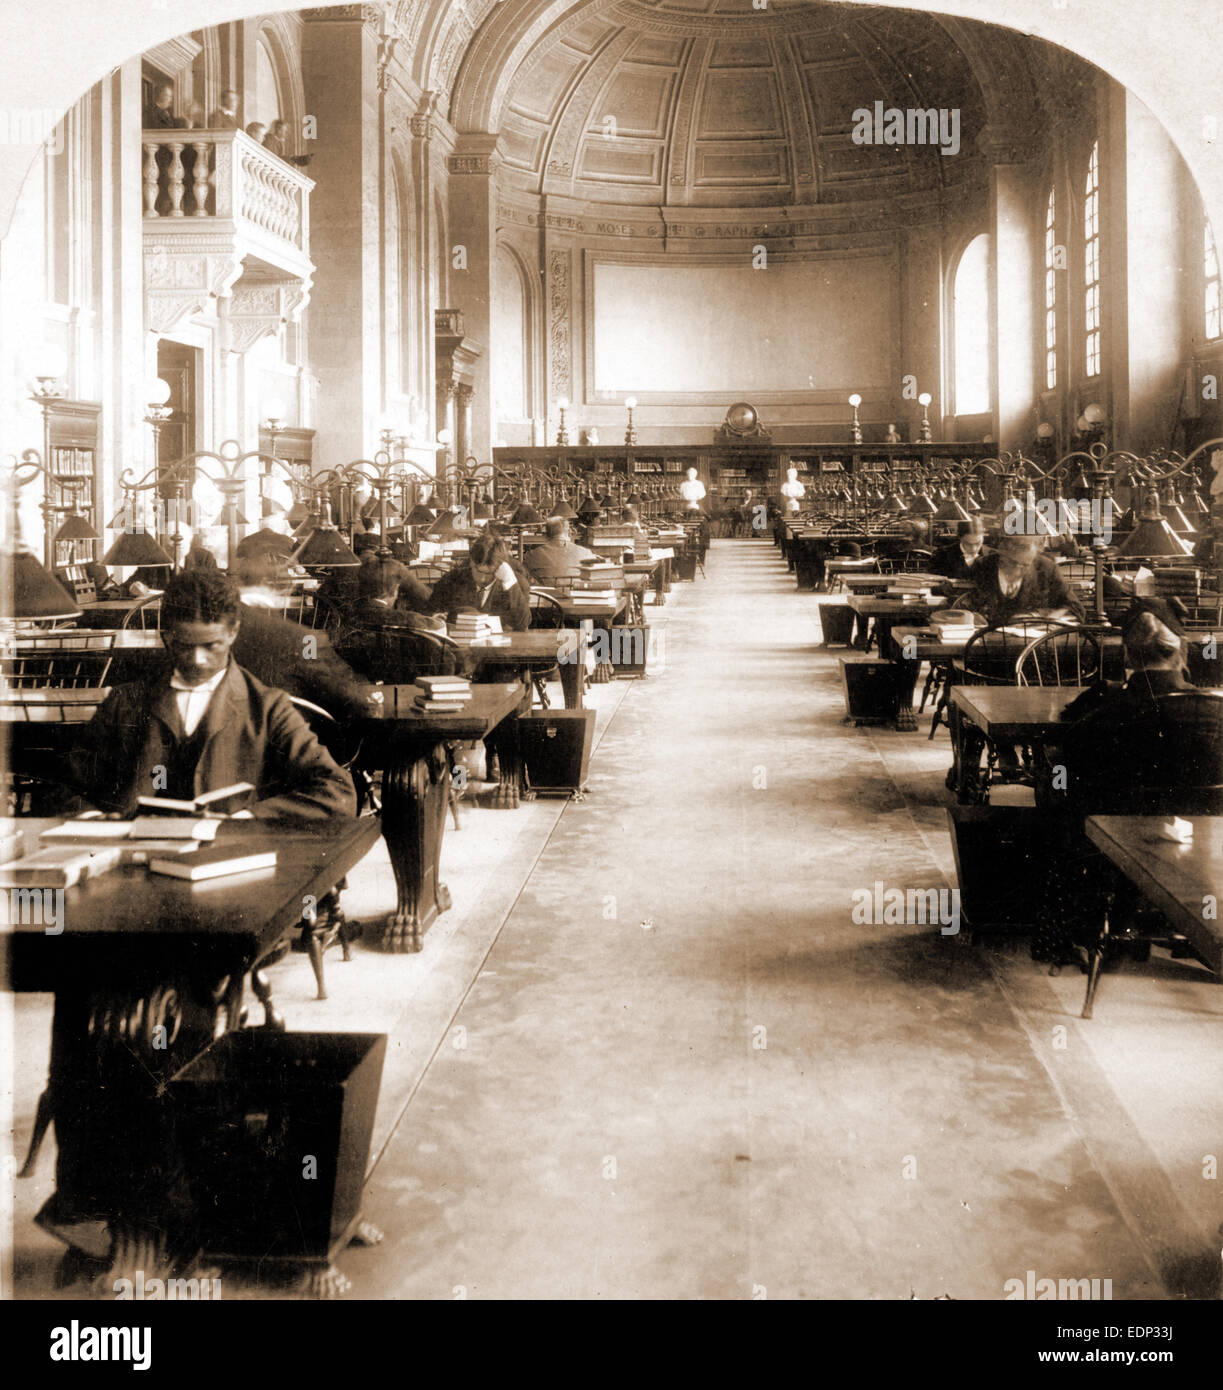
46, 400, 102, 568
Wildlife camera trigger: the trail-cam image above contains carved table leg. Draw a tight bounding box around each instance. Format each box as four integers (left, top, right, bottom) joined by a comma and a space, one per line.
379, 739, 452, 952
487, 684, 529, 809
558, 648, 584, 710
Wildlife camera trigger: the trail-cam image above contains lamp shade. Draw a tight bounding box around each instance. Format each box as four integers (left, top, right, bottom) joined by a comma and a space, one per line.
9, 551, 81, 619
425, 510, 460, 541
473, 499, 495, 521
290, 527, 360, 567
509, 502, 542, 526
54, 512, 99, 542
423, 490, 442, 510
552, 499, 578, 520
235, 527, 295, 560
102, 530, 174, 567
932, 496, 971, 524
405, 505, 437, 527
907, 491, 937, 516
286, 499, 312, 526
1116, 491, 1191, 558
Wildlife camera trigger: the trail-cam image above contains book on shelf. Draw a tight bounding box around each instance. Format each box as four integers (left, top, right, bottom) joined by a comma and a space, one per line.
135, 782, 254, 816
148, 847, 278, 882
0, 844, 123, 889
41, 818, 222, 843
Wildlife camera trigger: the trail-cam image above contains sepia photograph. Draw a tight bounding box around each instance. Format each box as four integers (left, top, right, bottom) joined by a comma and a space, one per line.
0, 0, 1220, 1356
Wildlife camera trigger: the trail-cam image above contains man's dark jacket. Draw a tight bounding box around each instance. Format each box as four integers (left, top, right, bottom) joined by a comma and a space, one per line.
427, 562, 530, 630
233, 604, 370, 721
62, 660, 355, 820
929, 540, 980, 581
960, 552, 1084, 626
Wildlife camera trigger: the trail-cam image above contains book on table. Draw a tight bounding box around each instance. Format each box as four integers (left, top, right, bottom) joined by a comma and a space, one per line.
148, 847, 278, 881
135, 782, 254, 815
414, 676, 472, 699
41, 817, 222, 842
0, 844, 124, 889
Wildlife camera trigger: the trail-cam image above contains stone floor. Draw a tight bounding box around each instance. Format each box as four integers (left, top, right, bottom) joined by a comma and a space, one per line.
7, 539, 1221, 1300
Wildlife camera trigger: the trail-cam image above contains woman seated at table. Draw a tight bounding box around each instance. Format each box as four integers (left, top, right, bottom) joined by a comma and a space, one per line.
427, 532, 530, 631
58, 570, 355, 821
1031, 600, 1223, 967
952, 533, 1084, 627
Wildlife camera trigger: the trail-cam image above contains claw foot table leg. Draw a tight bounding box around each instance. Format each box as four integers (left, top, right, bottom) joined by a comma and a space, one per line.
379, 741, 453, 952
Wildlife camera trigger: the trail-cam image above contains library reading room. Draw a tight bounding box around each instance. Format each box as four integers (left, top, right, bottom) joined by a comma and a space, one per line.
1, 0, 1221, 1320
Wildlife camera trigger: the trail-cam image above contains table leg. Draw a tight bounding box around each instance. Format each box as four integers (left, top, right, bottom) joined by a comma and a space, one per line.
558, 648, 584, 709
887, 625, 921, 732
379, 739, 453, 952
487, 683, 530, 809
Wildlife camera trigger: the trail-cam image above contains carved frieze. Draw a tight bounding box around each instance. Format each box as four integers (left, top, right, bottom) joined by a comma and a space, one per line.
548, 249, 571, 399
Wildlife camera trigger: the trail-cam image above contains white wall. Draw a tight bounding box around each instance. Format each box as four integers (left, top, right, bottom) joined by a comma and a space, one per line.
591, 259, 894, 397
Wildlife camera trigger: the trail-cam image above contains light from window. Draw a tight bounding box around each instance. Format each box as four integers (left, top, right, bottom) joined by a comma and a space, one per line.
1206, 221, 1221, 340
1044, 187, 1057, 390
1084, 142, 1100, 377
954, 233, 991, 415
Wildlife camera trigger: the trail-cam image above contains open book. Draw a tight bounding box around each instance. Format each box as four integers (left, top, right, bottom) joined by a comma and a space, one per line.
135, 782, 254, 816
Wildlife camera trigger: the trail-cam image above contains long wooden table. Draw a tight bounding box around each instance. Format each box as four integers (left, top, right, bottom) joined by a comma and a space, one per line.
949, 685, 1083, 803
1085, 815, 1223, 974
5, 816, 384, 1281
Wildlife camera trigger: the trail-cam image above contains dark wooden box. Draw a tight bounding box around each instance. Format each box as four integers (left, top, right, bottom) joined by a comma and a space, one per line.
171, 1030, 386, 1265
946, 805, 1047, 932
519, 709, 596, 794
839, 656, 898, 724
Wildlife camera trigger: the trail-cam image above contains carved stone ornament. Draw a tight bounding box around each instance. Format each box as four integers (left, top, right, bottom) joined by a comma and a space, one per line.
143, 243, 243, 335
548, 249, 571, 398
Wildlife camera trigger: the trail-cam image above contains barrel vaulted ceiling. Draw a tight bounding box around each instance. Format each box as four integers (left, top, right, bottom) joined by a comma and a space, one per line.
389, 0, 1054, 206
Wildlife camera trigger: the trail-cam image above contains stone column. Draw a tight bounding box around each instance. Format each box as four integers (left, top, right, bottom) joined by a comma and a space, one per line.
301, 9, 380, 463
446, 134, 500, 461
456, 381, 474, 470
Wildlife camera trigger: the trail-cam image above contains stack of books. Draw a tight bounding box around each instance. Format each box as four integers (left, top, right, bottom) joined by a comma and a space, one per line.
887, 576, 934, 602
449, 613, 501, 642
928, 612, 976, 642
414, 674, 473, 713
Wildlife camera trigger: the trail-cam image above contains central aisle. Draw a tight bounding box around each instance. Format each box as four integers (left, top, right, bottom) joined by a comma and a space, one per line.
359, 540, 1160, 1300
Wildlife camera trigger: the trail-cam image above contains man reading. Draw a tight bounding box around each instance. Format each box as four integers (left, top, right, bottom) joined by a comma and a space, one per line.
61, 570, 355, 820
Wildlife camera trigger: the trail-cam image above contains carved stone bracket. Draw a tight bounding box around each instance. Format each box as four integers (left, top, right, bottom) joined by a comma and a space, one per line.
219, 278, 312, 356
548, 249, 572, 400
143, 241, 243, 335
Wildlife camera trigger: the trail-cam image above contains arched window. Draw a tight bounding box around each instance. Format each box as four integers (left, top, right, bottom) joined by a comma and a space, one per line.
1084, 142, 1101, 377
255, 37, 280, 126
494, 245, 530, 422
953, 233, 991, 415
1044, 187, 1057, 390
1206, 221, 1221, 341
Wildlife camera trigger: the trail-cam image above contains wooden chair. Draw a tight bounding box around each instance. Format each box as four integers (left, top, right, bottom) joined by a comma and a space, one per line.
336, 623, 461, 682
121, 595, 161, 631
1, 647, 114, 689
1015, 628, 1102, 687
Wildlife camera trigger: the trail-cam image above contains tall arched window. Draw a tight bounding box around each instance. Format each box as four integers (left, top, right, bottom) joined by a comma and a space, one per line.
1084, 142, 1101, 377
1044, 187, 1057, 390
1206, 221, 1221, 341
953, 233, 991, 415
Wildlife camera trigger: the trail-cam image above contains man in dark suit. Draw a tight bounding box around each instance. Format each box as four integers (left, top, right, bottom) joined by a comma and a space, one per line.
930, 521, 985, 580
428, 533, 530, 630
207, 89, 241, 129
956, 534, 1083, 625
144, 83, 186, 129
524, 517, 595, 584
61, 570, 355, 820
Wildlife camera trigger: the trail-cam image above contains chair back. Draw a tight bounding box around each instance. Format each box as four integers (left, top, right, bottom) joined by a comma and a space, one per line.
337, 623, 460, 681
123, 595, 162, 631
1016, 629, 1102, 687
962, 619, 1068, 686
288, 695, 367, 805
0, 650, 113, 689
529, 588, 567, 629
1068, 691, 1223, 815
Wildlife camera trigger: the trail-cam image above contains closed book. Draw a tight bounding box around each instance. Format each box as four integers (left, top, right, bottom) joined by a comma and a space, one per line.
122, 818, 222, 841
149, 848, 278, 881
413, 700, 466, 713
0, 845, 123, 888
416, 676, 471, 692
40, 818, 219, 843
